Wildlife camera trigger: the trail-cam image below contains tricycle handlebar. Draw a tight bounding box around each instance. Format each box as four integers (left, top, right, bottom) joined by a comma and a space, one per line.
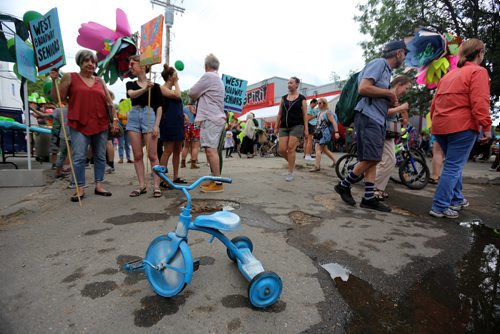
152, 165, 232, 191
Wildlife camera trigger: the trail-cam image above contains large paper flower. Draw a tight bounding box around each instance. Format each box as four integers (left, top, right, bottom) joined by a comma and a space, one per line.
76, 8, 137, 84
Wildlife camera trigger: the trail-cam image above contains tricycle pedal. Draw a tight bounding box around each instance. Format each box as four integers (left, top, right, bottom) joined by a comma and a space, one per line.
123, 259, 145, 272
193, 259, 200, 272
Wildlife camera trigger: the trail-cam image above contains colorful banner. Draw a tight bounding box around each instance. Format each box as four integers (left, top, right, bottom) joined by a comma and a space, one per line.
222, 74, 247, 113
139, 15, 164, 66
15, 35, 37, 82
29, 8, 65, 74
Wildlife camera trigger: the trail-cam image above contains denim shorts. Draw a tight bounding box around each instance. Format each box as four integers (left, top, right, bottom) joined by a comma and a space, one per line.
355, 113, 385, 161
126, 106, 156, 133
279, 124, 304, 139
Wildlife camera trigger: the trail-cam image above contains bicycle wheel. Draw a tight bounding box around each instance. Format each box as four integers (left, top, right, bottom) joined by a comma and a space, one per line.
335, 154, 363, 182
144, 235, 193, 297
399, 157, 430, 190
410, 148, 427, 165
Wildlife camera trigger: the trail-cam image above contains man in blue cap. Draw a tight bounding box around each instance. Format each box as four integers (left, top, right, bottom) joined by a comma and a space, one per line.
335, 40, 408, 212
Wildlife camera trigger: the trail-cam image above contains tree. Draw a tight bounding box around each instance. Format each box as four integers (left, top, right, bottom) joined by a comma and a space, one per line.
354, 0, 500, 121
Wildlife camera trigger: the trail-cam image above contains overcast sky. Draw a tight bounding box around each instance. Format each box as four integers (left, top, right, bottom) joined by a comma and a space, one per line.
1, 0, 368, 101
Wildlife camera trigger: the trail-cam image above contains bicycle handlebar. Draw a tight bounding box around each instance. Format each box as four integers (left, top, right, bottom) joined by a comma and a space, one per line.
152, 165, 232, 191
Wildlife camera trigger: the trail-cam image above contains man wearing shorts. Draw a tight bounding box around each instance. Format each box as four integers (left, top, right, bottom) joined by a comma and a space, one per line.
188, 53, 226, 193
335, 40, 408, 212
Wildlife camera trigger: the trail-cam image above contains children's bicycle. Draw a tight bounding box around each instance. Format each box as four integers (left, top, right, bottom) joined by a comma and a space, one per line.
335, 126, 429, 189
124, 166, 283, 309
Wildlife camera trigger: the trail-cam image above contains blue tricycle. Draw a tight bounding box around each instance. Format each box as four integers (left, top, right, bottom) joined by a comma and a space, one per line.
124, 165, 283, 309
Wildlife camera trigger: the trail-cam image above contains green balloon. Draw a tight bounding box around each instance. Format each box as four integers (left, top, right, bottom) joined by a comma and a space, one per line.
174, 60, 184, 71
23, 11, 43, 30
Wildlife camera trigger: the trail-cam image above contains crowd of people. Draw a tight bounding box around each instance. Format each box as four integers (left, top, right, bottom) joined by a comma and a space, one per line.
41, 38, 496, 220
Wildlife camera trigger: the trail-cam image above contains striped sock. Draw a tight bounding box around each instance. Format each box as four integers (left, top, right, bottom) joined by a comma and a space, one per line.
340, 171, 359, 188
364, 182, 375, 200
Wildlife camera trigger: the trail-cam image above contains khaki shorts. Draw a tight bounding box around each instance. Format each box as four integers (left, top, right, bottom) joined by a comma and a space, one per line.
279, 124, 304, 139
199, 120, 225, 148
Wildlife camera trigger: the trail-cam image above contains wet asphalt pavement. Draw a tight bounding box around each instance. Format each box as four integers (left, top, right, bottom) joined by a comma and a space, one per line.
0, 155, 499, 333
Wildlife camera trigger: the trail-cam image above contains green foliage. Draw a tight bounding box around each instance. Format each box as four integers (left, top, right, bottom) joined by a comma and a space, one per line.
181, 89, 190, 105
27, 75, 47, 98
355, 0, 500, 120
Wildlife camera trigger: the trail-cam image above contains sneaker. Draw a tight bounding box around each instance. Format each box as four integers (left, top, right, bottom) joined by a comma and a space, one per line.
200, 182, 224, 193
201, 181, 214, 189
118, 159, 123, 163
105, 166, 115, 174
429, 208, 459, 219
449, 199, 469, 211
334, 183, 356, 206
360, 198, 392, 212
304, 155, 314, 161
285, 173, 294, 182
127, 160, 134, 163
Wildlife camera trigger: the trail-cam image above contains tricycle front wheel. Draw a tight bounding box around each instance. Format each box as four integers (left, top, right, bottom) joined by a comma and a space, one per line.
144, 236, 192, 297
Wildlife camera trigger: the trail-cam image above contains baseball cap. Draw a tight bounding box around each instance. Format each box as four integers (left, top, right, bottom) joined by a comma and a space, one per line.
383, 40, 409, 54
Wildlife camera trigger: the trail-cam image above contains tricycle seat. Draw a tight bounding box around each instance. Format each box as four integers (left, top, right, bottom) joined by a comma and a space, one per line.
193, 211, 241, 231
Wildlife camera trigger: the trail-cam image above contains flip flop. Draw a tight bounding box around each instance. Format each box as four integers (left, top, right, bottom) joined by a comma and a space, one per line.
309, 168, 321, 172
129, 187, 147, 197
153, 189, 162, 198
173, 178, 188, 184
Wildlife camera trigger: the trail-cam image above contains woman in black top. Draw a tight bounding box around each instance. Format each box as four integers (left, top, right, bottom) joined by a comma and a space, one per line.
126, 55, 163, 198
159, 64, 185, 184
275, 77, 308, 181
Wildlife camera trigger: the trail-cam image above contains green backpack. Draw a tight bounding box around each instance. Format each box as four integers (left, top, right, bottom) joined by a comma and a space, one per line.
335, 72, 361, 126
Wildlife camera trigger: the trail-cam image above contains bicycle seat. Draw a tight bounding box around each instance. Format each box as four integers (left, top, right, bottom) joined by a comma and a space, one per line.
193, 211, 241, 231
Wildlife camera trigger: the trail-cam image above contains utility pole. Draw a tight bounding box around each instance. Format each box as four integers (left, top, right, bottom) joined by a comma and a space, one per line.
150, 0, 185, 65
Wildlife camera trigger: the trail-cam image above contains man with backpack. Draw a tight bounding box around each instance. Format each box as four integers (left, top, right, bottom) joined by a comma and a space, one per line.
334, 40, 408, 212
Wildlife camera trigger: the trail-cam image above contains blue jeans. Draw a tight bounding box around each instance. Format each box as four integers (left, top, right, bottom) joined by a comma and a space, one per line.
431, 130, 477, 212
70, 128, 108, 187
117, 129, 131, 160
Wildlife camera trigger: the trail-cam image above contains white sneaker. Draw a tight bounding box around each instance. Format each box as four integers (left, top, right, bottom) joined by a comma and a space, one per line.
285, 173, 294, 182
304, 155, 314, 161
429, 208, 459, 219
449, 199, 469, 211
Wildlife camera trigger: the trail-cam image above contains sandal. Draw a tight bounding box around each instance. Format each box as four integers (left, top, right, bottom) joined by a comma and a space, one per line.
309, 168, 321, 172
160, 181, 172, 189
173, 178, 188, 184
153, 189, 162, 198
429, 177, 439, 184
374, 190, 385, 201
129, 187, 147, 197
70, 192, 85, 202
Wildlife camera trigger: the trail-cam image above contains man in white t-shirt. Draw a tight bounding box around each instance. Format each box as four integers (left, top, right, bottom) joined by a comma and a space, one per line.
188, 54, 226, 192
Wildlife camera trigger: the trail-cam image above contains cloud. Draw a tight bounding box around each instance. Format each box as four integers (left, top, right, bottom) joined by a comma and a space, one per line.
1, 0, 368, 102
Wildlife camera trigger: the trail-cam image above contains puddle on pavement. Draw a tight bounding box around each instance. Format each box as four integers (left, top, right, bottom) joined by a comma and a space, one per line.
330, 224, 500, 332
104, 212, 167, 225
134, 294, 187, 327
221, 294, 286, 313
81, 281, 118, 299
321, 263, 350, 282
178, 199, 240, 214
